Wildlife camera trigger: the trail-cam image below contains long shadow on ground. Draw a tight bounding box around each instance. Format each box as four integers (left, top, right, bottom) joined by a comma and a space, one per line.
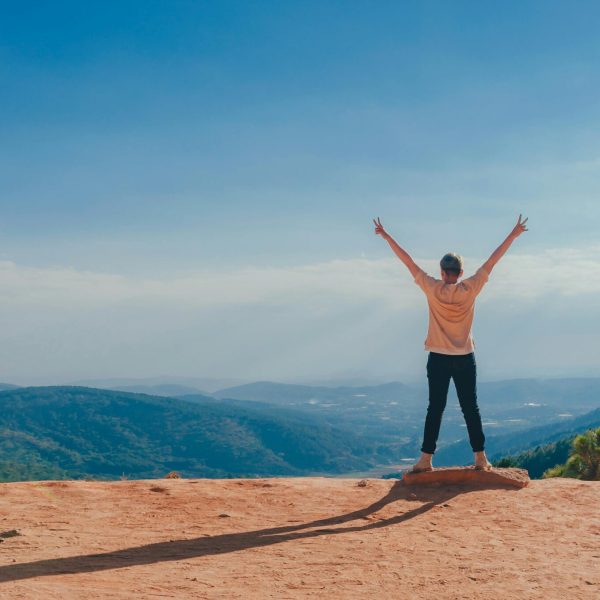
0, 481, 520, 583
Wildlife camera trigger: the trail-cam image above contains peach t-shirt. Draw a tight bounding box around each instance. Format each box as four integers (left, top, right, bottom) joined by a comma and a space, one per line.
414, 266, 489, 355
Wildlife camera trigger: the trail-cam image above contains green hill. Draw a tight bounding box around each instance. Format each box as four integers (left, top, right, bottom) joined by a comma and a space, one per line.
0, 459, 70, 482
493, 436, 574, 478
496, 427, 600, 481
0, 386, 393, 481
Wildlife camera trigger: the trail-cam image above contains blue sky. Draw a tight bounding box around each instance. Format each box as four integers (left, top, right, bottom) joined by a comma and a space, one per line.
1, 2, 600, 384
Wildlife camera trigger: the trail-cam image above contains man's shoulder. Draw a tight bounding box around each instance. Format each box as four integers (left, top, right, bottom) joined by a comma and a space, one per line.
460, 267, 490, 293
414, 268, 441, 286
463, 266, 490, 283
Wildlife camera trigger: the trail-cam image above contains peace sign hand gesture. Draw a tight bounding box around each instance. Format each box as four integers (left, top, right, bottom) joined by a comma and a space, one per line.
373, 217, 390, 240
511, 214, 529, 238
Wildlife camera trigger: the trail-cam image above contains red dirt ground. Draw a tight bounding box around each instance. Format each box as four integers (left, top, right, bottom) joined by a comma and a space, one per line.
0, 477, 598, 599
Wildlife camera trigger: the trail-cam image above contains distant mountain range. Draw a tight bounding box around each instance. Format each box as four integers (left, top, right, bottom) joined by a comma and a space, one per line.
211, 378, 600, 451
212, 381, 424, 449
68, 376, 248, 395
214, 380, 417, 405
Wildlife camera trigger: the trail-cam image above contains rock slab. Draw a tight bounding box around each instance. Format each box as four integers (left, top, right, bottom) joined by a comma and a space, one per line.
402, 466, 530, 488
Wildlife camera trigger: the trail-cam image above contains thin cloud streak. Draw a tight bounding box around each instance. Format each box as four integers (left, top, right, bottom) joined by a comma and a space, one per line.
1, 246, 599, 310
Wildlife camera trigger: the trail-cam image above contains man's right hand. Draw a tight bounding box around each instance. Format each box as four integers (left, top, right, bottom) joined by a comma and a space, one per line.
373, 217, 421, 277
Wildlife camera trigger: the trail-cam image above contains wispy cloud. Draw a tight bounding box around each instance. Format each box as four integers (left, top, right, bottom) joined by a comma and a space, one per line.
1, 245, 599, 310
0, 247, 599, 382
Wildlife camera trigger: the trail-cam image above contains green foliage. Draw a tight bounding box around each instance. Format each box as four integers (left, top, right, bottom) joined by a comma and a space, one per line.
543, 463, 566, 478
0, 386, 393, 481
492, 437, 573, 479
543, 428, 600, 480
0, 459, 71, 482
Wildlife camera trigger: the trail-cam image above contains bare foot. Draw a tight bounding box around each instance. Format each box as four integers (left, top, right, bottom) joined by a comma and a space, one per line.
411, 452, 433, 473
474, 451, 492, 470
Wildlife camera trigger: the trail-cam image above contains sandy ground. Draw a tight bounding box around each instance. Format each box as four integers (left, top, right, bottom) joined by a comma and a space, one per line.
0, 476, 598, 599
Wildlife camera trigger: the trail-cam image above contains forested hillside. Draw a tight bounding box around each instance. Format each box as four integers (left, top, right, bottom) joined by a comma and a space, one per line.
493, 437, 574, 478
0, 386, 394, 481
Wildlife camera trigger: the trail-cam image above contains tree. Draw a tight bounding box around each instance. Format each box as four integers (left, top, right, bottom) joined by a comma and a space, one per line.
543, 428, 600, 481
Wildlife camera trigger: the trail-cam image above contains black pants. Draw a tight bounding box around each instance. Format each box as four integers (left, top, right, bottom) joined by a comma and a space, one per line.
421, 352, 485, 454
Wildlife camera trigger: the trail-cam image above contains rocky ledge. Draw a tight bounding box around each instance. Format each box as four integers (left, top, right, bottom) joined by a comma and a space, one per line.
402, 466, 530, 488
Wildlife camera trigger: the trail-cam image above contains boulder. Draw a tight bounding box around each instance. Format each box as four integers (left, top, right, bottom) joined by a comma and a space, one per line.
402, 466, 529, 488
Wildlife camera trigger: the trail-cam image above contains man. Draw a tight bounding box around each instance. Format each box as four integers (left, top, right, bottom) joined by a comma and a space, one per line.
373, 215, 529, 472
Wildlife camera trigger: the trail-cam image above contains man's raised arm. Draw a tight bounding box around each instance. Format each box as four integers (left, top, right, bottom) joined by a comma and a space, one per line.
481, 214, 529, 275
373, 217, 421, 278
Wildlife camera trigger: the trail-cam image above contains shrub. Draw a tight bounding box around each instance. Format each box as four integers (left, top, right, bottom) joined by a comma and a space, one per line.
543, 428, 600, 480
